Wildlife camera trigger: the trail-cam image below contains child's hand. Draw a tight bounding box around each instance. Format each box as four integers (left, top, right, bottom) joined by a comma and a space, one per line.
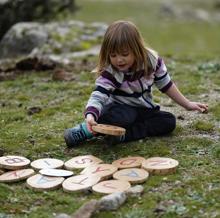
86, 114, 97, 134
186, 101, 208, 113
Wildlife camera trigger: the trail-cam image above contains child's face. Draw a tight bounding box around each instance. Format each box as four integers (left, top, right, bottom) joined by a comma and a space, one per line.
109, 50, 135, 72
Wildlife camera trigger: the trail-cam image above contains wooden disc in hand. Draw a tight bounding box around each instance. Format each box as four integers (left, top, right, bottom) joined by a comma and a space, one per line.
113, 168, 149, 184
92, 180, 131, 194
142, 157, 179, 175
26, 174, 64, 191
0, 155, 30, 170
92, 124, 126, 136
0, 169, 35, 183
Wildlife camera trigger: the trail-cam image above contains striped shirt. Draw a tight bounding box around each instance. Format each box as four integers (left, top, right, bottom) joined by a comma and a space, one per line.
85, 49, 173, 121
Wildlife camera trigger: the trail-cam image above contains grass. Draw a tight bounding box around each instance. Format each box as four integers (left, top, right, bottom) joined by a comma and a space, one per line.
0, 0, 220, 217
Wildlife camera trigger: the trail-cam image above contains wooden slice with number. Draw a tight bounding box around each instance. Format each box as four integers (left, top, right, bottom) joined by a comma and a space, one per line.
112, 156, 145, 169
64, 155, 103, 170
80, 164, 118, 180
62, 174, 101, 193
0, 155, 30, 170
113, 168, 149, 184
26, 174, 64, 191
31, 158, 64, 170
0, 169, 35, 183
92, 180, 131, 194
92, 124, 126, 136
142, 157, 179, 175
39, 169, 73, 177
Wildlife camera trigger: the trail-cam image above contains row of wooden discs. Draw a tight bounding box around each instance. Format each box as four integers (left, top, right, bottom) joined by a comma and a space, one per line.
0, 155, 179, 194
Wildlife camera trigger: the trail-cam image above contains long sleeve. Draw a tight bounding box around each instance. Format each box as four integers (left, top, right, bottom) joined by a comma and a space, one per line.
154, 57, 173, 93
85, 68, 123, 121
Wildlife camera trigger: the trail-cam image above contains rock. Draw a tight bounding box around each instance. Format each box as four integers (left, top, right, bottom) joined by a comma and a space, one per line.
177, 115, 185, 120
71, 200, 99, 218
52, 69, 75, 81
0, 22, 48, 59
27, 106, 42, 115
47, 45, 100, 65
54, 213, 71, 218
98, 192, 127, 211
16, 57, 56, 71
0, 21, 106, 59
125, 185, 144, 198
0, 0, 77, 40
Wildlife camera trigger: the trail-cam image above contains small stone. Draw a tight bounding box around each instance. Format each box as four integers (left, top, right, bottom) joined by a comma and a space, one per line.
54, 213, 71, 218
125, 185, 144, 198
177, 115, 185, 120
72, 200, 99, 218
52, 69, 75, 81
98, 192, 127, 211
27, 106, 42, 115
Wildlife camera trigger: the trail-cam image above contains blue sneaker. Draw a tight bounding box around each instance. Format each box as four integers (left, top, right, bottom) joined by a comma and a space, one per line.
64, 124, 92, 147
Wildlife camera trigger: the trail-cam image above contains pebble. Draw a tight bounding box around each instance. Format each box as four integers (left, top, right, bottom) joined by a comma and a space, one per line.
99, 192, 127, 211
125, 185, 144, 198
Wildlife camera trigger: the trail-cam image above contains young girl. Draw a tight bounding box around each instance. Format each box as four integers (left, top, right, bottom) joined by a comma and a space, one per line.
64, 20, 208, 147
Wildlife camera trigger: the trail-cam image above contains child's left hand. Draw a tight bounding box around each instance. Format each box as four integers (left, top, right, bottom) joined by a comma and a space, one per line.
186, 101, 208, 113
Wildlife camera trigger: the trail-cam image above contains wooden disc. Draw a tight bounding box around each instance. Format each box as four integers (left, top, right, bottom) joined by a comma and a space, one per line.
0, 155, 30, 170
142, 157, 179, 175
92, 180, 131, 194
64, 155, 103, 170
0, 169, 35, 183
31, 158, 64, 170
112, 156, 145, 169
92, 124, 126, 136
26, 174, 64, 191
113, 168, 149, 184
39, 169, 73, 177
62, 174, 101, 193
80, 164, 118, 180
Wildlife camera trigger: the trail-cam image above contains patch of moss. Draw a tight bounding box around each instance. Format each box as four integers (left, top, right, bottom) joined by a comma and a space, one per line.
210, 103, 220, 120
192, 120, 214, 132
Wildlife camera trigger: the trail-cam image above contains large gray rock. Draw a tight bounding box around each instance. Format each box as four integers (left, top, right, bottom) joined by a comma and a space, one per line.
0, 21, 107, 59
0, 0, 77, 40
0, 23, 48, 59
98, 192, 127, 211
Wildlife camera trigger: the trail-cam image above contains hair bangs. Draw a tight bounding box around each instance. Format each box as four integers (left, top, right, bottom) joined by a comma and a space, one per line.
108, 27, 132, 54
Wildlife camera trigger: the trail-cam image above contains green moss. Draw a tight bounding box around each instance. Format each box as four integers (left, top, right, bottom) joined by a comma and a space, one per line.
192, 120, 214, 132
210, 103, 220, 120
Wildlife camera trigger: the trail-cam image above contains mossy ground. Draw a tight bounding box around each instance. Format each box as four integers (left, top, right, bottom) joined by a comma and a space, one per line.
0, 0, 220, 217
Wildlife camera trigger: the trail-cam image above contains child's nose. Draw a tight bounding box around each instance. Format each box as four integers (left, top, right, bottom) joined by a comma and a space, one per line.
117, 56, 123, 62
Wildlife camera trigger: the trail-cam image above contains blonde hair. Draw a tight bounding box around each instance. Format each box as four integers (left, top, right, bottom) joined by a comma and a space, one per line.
97, 20, 153, 77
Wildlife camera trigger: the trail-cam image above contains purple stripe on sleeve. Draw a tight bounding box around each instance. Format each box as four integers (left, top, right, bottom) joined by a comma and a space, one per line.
156, 57, 162, 71
101, 71, 121, 88
97, 77, 116, 88
84, 106, 100, 121
160, 81, 173, 93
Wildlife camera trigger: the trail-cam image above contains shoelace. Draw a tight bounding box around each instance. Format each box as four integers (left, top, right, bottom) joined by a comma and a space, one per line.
71, 130, 86, 142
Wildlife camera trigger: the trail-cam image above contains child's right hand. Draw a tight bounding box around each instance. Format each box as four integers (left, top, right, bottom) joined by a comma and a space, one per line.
86, 114, 97, 134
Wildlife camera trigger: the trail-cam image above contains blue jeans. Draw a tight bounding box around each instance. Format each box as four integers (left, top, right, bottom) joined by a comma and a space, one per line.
97, 103, 176, 142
